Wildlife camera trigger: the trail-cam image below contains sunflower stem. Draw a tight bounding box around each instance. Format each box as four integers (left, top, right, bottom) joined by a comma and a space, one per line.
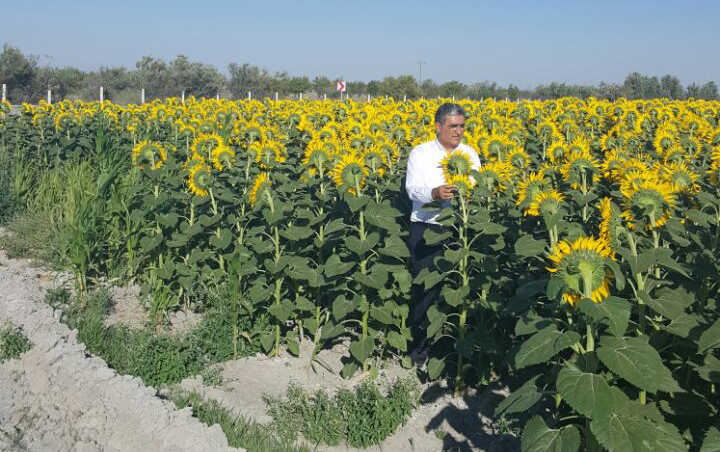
585, 323, 594, 353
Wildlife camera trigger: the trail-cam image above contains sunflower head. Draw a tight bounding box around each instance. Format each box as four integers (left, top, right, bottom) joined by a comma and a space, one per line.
330, 152, 368, 196
598, 197, 622, 252
447, 173, 476, 197
187, 162, 212, 197
561, 150, 600, 190
525, 189, 564, 217
363, 148, 388, 178
620, 173, 676, 230
249, 172, 271, 208
474, 161, 514, 194
708, 147, 720, 185
440, 150, 473, 182
658, 161, 699, 194
546, 236, 615, 305
132, 140, 168, 169
516, 172, 552, 208
211, 144, 235, 171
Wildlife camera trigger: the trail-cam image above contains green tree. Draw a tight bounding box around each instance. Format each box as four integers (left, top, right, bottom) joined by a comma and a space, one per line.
288, 76, 311, 94
660, 75, 684, 99
0, 44, 39, 102
440, 80, 466, 98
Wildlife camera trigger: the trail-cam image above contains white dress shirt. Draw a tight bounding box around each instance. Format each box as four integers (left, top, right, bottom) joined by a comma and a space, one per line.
406, 138, 482, 224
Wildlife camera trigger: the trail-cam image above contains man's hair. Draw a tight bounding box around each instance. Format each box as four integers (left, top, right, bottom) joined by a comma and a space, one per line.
434, 103, 466, 125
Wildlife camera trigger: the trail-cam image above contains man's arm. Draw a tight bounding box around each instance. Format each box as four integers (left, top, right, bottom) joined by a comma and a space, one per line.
405, 147, 434, 204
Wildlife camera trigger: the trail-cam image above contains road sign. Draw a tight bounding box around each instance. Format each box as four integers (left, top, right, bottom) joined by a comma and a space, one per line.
336, 80, 346, 92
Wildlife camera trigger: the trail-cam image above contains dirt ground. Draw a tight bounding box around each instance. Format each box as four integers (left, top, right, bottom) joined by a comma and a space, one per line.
0, 241, 518, 452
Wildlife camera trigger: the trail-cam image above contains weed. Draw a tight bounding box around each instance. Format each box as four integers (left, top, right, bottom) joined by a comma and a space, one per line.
58, 288, 270, 387
166, 388, 311, 452
201, 365, 224, 387
0, 322, 32, 362
434, 429, 447, 440
267, 378, 418, 449
44, 287, 71, 309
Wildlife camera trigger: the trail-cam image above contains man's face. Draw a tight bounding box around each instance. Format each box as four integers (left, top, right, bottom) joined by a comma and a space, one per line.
435, 114, 465, 150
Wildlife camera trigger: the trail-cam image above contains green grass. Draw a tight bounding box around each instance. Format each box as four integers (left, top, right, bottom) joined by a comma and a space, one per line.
0, 322, 32, 362
267, 378, 419, 449
166, 389, 311, 452
51, 287, 269, 387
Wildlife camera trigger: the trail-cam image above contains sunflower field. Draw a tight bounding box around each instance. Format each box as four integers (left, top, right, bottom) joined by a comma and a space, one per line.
2, 95, 720, 451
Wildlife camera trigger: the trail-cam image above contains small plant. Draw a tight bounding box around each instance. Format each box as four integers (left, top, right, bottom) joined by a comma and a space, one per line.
266, 378, 418, 448
0, 322, 32, 362
44, 287, 71, 309
200, 365, 224, 387
166, 388, 311, 452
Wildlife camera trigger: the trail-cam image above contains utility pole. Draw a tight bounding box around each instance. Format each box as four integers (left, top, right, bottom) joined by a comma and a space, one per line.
417, 62, 425, 84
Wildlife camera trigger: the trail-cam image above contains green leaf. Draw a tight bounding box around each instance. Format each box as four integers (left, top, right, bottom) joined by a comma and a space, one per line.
260, 332, 274, 353
286, 331, 300, 356
697, 354, 720, 383
590, 412, 687, 452
268, 302, 293, 323
427, 357, 445, 380
515, 234, 547, 258
349, 337, 374, 364
556, 365, 614, 420
655, 248, 691, 278
209, 228, 233, 250
387, 331, 407, 352
341, 361, 359, 379
515, 313, 554, 336
578, 296, 631, 337
442, 285, 470, 307
370, 303, 395, 325
640, 287, 692, 321
280, 226, 314, 241
378, 235, 411, 259
423, 227, 451, 246
332, 295, 355, 320
495, 375, 542, 417
294, 296, 315, 312
700, 427, 720, 452
507, 279, 548, 313
323, 254, 355, 278
698, 319, 720, 354
354, 267, 388, 290
663, 314, 700, 339
521, 416, 580, 452
515, 327, 580, 370
597, 336, 673, 393
344, 232, 380, 256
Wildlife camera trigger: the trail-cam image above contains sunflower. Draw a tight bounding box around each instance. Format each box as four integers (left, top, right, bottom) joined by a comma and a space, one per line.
620, 173, 676, 230
657, 161, 699, 194
474, 161, 514, 193
249, 172, 271, 208
211, 144, 235, 171
547, 141, 567, 163
546, 236, 615, 305
440, 150, 473, 182
363, 148, 389, 178
506, 148, 531, 171
330, 152, 368, 196
598, 197, 622, 252
525, 189, 564, 217
708, 147, 720, 185
516, 172, 553, 208
446, 173, 476, 196
191, 133, 224, 160
561, 150, 600, 190
187, 162, 212, 197
302, 141, 331, 175
254, 140, 288, 169
132, 140, 168, 169
653, 127, 677, 154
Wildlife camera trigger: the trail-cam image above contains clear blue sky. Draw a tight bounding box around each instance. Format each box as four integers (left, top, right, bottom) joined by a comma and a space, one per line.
1, 0, 718, 88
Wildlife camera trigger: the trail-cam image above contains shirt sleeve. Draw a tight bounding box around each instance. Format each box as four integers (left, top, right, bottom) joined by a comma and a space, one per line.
406, 146, 434, 204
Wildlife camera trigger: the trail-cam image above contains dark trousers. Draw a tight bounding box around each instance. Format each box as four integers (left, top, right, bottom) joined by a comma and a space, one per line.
408, 221, 445, 347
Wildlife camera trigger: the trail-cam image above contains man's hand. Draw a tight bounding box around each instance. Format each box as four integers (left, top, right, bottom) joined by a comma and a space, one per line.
432, 184, 456, 201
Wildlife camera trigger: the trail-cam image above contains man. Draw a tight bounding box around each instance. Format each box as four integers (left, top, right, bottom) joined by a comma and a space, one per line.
405, 103, 481, 354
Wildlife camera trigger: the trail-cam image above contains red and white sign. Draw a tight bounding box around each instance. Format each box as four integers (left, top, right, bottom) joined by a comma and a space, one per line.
336, 80, 346, 92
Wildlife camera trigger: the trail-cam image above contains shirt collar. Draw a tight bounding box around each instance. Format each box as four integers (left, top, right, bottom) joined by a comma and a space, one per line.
435, 138, 460, 154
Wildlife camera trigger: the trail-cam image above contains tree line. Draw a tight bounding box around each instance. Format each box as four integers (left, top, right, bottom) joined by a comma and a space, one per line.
1, 44, 718, 104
